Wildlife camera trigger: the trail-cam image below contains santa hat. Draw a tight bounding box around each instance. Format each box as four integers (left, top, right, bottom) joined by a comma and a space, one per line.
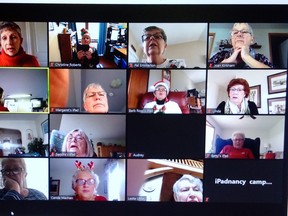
81, 28, 90, 38
148, 81, 169, 95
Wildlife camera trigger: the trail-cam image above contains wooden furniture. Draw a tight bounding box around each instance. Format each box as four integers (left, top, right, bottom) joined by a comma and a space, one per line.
57, 33, 72, 63
97, 145, 126, 157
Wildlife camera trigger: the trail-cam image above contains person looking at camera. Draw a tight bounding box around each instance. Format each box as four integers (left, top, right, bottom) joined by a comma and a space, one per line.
83, 83, 109, 113
0, 22, 40, 67
0, 158, 47, 200
209, 23, 272, 68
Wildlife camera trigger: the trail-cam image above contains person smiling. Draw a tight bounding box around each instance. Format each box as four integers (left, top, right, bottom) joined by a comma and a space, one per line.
220, 131, 255, 159
216, 78, 258, 115
0, 22, 40, 67
83, 83, 109, 113
142, 26, 186, 68
209, 23, 273, 68
61, 129, 97, 157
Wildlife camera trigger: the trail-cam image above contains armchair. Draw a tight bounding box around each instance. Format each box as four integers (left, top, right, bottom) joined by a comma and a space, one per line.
215, 136, 260, 159
138, 91, 190, 114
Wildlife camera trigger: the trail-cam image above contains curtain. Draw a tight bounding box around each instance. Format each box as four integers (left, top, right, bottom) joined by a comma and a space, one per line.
98, 23, 107, 56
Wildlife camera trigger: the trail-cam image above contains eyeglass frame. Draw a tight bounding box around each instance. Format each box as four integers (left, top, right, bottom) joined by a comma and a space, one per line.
1, 167, 24, 176
141, 33, 164, 42
85, 91, 107, 99
67, 134, 84, 142
75, 178, 96, 186
230, 29, 252, 37
229, 88, 245, 92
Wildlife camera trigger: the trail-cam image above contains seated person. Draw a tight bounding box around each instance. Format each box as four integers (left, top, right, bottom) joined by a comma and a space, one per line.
220, 131, 255, 159
72, 160, 107, 201
173, 174, 203, 202
0, 158, 47, 200
143, 81, 182, 114
216, 78, 258, 115
61, 128, 97, 157
0, 22, 40, 67
141, 26, 186, 68
209, 23, 273, 68
0, 87, 9, 111
72, 28, 100, 68
83, 83, 109, 113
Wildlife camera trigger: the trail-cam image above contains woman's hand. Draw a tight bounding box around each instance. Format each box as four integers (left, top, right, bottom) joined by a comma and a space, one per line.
3, 176, 21, 193
77, 50, 86, 60
221, 48, 241, 64
85, 51, 92, 60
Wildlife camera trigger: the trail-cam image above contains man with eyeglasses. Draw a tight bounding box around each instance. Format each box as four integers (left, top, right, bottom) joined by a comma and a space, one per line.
208, 23, 273, 68
141, 26, 186, 68
220, 131, 255, 159
143, 81, 182, 114
0, 158, 47, 200
83, 83, 109, 113
72, 163, 107, 201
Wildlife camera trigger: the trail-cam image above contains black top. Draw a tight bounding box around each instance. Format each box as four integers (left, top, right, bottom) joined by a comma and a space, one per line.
216, 101, 259, 115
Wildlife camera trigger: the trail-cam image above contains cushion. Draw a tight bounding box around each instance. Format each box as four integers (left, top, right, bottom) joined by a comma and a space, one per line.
215, 136, 260, 159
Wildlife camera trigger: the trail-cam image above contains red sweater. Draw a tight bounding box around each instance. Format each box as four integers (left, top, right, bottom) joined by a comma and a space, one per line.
0, 47, 40, 67
220, 145, 255, 159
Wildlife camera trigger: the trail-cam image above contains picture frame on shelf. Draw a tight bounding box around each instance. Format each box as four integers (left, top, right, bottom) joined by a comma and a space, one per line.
267, 71, 287, 94
267, 97, 286, 114
249, 85, 261, 108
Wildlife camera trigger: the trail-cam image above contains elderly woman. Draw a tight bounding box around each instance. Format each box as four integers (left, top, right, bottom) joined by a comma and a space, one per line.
0, 158, 47, 200
173, 174, 203, 202
83, 83, 109, 113
72, 161, 107, 201
142, 26, 185, 68
220, 131, 255, 159
209, 23, 273, 68
216, 78, 258, 115
72, 28, 100, 68
62, 129, 97, 157
0, 22, 40, 67
143, 81, 182, 114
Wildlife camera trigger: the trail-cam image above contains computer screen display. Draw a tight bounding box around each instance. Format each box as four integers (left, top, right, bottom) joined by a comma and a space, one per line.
0, 3, 287, 216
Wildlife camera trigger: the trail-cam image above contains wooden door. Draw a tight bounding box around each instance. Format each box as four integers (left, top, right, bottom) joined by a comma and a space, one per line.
128, 69, 149, 109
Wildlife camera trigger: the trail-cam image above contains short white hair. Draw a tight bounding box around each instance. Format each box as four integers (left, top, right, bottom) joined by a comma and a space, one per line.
72, 168, 100, 194
231, 131, 245, 140
83, 83, 106, 102
173, 174, 203, 193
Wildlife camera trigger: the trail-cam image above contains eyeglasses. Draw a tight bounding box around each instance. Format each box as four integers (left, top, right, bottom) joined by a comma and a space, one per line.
142, 33, 164, 42
155, 88, 167, 92
67, 135, 84, 142
85, 91, 106, 99
231, 29, 251, 37
75, 178, 95, 186
179, 186, 200, 193
230, 88, 244, 92
1, 167, 23, 176
233, 139, 244, 142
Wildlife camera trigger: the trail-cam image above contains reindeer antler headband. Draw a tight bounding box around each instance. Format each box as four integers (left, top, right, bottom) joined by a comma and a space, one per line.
75, 160, 94, 171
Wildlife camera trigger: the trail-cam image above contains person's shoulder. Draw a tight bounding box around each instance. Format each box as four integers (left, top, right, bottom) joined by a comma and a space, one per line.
248, 101, 259, 114
95, 195, 107, 201
28, 188, 47, 200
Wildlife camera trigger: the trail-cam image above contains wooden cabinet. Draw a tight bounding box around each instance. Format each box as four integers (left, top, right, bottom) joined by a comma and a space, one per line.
97, 145, 126, 157
57, 33, 72, 63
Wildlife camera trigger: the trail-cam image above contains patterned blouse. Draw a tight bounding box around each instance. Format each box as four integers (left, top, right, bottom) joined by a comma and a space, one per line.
208, 48, 273, 68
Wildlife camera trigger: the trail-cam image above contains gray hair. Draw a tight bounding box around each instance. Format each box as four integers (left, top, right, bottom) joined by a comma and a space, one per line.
0, 22, 22, 38
231, 23, 254, 37
173, 174, 203, 193
62, 128, 95, 157
1, 158, 27, 188
231, 131, 246, 140
83, 83, 106, 102
72, 167, 100, 194
142, 26, 167, 43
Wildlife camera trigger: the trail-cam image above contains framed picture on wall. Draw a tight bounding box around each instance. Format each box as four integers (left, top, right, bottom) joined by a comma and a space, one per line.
267, 97, 286, 114
267, 71, 287, 94
50, 179, 60, 196
162, 69, 171, 89
41, 119, 48, 135
249, 85, 261, 108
